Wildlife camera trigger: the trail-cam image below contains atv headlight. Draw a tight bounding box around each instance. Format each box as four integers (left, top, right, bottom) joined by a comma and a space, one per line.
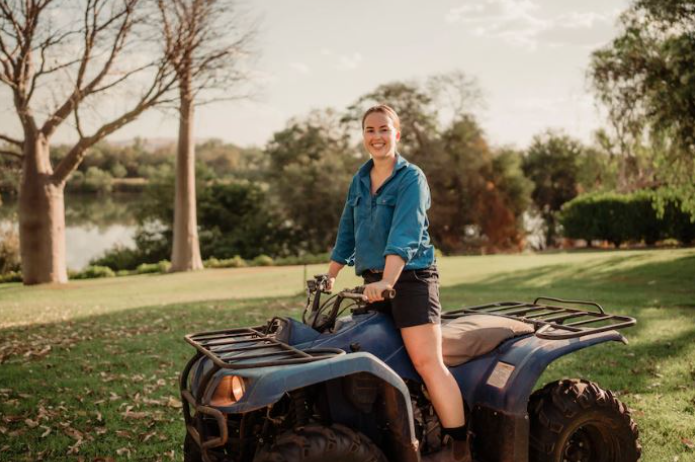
210, 375, 246, 406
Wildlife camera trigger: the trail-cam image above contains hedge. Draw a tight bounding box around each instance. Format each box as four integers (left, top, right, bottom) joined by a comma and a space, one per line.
560, 189, 695, 247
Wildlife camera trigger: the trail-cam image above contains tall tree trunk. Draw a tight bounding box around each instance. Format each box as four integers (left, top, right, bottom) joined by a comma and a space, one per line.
170, 86, 204, 271
18, 133, 68, 284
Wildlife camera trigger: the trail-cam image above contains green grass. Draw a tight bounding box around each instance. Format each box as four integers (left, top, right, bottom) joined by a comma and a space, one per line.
1, 249, 694, 461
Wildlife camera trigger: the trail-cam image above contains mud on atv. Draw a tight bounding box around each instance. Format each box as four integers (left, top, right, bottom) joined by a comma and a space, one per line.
180, 275, 641, 462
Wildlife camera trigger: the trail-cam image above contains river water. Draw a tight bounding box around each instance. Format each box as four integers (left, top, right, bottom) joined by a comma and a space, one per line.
0, 193, 140, 270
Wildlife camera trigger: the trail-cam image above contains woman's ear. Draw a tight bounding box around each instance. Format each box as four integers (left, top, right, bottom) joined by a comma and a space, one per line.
396, 131, 401, 141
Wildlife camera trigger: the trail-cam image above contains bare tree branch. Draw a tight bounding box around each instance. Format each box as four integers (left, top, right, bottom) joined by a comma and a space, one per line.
52, 61, 178, 183
40, 0, 139, 138
0, 133, 23, 146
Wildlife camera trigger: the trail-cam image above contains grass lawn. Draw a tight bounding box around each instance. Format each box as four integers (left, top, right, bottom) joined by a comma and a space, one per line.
1, 248, 694, 461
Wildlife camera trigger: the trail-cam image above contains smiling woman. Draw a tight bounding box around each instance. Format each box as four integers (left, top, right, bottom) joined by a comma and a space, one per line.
325, 104, 471, 462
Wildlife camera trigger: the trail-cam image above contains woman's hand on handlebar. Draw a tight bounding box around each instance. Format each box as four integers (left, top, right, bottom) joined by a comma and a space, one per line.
363, 280, 393, 303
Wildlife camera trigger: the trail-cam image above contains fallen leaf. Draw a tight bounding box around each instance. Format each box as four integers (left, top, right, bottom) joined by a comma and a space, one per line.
684, 438, 695, 450
142, 431, 157, 442
116, 447, 131, 456
40, 426, 51, 438
64, 427, 84, 441
116, 430, 133, 439
25, 418, 39, 428
166, 397, 182, 409
122, 410, 148, 420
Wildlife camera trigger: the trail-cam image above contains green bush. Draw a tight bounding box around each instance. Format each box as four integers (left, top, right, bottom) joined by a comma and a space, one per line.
0, 227, 20, 274
90, 245, 142, 271
251, 254, 274, 266
204, 256, 247, 268
71, 265, 116, 280
560, 189, 695, 246
136, 260, 171, 274
0, 270, 22, 283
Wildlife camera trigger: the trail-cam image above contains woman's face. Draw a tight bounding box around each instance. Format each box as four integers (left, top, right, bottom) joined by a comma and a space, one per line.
362, 112, 400, 160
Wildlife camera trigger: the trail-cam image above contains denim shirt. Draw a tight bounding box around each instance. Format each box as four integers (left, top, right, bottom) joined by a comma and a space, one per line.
330, 154, 435, 276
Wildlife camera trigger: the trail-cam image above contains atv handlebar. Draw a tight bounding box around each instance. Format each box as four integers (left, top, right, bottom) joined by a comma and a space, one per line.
339, 288, 396, 301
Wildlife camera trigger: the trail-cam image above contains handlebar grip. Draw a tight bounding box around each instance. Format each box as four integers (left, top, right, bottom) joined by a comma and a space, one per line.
382, 289, 396, 300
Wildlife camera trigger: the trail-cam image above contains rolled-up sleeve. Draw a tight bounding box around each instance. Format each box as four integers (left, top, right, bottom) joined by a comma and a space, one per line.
384, 171, 430, 263
330, 179, 357, 266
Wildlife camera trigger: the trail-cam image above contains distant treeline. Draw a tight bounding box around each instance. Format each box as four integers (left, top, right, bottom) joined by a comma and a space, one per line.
2, 76, 694, 278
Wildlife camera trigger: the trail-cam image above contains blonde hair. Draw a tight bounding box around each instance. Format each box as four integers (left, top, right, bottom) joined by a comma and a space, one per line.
361, 104, 401, 131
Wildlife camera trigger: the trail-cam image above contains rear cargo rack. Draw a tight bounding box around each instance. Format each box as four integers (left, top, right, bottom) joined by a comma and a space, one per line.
185, 326, 344, 370
442, 296, 636, 340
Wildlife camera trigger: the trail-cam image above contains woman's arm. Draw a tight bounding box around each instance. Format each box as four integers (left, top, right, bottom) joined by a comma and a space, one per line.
363, 254, 405, 302
327, 179, 357, 291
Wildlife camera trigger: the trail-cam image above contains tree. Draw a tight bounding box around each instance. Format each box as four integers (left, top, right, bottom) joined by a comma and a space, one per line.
345, 74, 530, 253
590, 0, 695, 206
343, 81, 438, 161
427, 117, 531, 252
157, 0, 255, 272
265, 109, 362, 254
522, 131, 583, 246
0, 0, 176, 284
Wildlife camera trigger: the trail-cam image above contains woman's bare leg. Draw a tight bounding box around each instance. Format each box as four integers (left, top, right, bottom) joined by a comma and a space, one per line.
401, 323, 465, 427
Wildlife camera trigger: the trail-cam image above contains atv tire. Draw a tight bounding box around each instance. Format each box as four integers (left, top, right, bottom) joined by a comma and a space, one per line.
529, 379, 641, 462
253, 423, 387, 462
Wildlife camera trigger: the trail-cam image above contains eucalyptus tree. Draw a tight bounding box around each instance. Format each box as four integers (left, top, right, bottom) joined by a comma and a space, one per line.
0, 0, 177, 284
590, 0, 695, 205
157, 0, 255, 272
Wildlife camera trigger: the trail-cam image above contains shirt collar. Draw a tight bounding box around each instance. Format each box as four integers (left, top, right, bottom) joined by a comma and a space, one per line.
357, 153, 409, 178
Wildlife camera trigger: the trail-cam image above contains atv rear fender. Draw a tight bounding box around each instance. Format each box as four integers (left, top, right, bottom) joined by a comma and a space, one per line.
452, 330, 627, 462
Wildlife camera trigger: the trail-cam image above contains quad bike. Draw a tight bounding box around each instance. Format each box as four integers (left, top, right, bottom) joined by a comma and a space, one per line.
180, 274, 641, 462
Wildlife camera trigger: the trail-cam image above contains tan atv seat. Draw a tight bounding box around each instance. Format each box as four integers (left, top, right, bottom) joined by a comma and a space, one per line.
442, 314, 535, 366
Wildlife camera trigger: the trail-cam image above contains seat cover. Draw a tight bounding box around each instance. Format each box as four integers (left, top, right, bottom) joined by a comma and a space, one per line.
441, 314, 534, 366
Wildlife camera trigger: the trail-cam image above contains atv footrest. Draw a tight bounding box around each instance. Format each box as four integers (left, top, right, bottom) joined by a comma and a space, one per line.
443, 297, 636, 340
186, 326, 344, 369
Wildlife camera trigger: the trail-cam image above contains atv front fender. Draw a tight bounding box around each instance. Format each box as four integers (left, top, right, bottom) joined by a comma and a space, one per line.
203, 352, 420, 462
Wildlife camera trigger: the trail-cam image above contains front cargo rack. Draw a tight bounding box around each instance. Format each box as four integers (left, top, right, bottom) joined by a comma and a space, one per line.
443, 296, 636, 340
185, 325, 344, 370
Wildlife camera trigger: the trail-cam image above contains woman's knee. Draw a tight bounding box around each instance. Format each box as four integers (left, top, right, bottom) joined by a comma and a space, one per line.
410, 352, 443, 377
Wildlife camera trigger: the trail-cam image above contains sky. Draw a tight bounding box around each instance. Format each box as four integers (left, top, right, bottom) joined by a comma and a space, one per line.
1, 0, 630, 151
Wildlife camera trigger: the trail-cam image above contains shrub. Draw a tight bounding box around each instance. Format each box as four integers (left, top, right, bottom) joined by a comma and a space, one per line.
560, 189, 695, 246
204, 256, 247, 268
90, 245, 142, 271
158, 260, 171, 273
71, 265, 116, 280
251, 254, 274, 266
0, 270, 22, 283
0, 227, 20, 274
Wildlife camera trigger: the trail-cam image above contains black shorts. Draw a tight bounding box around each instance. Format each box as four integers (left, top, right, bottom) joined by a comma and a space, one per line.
362, 266, 442, 329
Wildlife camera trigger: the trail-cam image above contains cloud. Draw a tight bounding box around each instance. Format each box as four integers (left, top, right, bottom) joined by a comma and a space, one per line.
336, 52, 363, 71
446, 0, 616, 50
289, 62, 311, 74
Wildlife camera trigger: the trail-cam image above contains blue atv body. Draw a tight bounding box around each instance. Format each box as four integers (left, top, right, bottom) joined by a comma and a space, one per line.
180, 281, 641, 462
